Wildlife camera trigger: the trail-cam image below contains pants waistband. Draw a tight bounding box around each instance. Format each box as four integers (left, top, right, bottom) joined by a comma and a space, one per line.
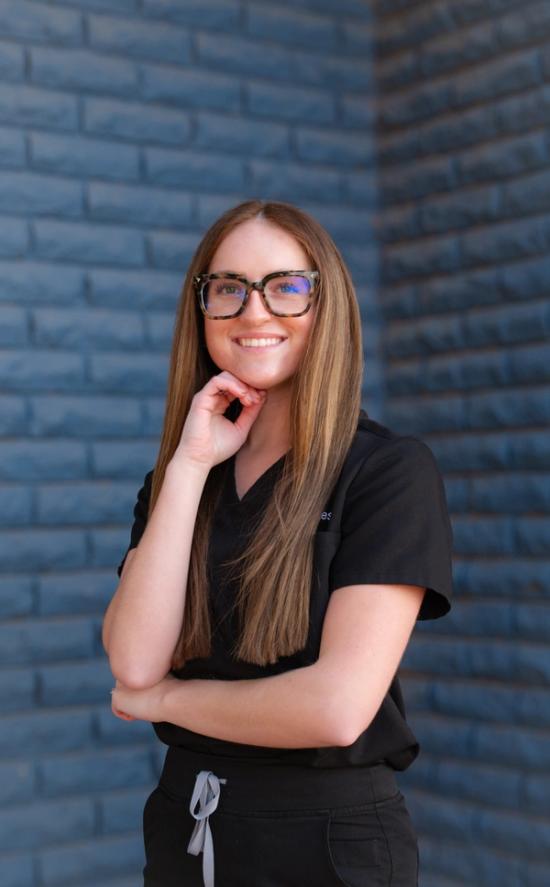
160, 745, 399, 813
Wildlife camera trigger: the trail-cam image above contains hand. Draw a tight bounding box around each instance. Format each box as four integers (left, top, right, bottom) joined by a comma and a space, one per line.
172, 371, 267, 469
111, 674, 179, 724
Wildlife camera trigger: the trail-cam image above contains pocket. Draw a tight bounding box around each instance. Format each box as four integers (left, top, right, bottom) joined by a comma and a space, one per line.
212, 808, 345, 887
325, 803, 392, 887
325, 791, 419, 887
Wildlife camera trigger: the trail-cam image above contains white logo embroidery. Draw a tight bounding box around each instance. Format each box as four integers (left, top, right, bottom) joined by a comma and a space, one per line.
320, 511, 332, 521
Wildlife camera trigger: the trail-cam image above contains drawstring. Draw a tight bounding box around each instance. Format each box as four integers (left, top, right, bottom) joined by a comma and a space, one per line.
187, 770, 227, 887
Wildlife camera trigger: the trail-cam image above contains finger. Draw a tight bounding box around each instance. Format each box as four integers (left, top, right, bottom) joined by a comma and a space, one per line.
233, 397, 266, 436
206, 374, 261, 404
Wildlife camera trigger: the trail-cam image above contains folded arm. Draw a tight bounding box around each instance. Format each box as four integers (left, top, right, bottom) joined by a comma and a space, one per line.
154, 583, 426, 748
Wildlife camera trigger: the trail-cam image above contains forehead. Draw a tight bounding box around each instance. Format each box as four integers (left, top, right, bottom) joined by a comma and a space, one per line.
209, 218, 310, 274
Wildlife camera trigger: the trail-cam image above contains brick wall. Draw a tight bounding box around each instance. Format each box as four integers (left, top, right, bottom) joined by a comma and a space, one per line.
0, 1, 376, 884
373, 1, 550, 885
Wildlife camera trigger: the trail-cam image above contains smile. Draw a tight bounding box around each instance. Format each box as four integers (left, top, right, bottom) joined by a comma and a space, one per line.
234, 337, 286, 348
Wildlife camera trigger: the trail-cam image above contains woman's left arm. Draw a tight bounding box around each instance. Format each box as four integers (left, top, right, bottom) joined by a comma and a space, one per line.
111, 583, 426, 748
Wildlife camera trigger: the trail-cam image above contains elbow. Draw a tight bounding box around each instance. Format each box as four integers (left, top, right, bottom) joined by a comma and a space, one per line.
322, 703, 369, 748
108, 655, 170, 690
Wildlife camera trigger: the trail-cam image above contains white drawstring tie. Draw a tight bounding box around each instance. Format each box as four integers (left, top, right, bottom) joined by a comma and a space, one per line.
187, 770, 227, 887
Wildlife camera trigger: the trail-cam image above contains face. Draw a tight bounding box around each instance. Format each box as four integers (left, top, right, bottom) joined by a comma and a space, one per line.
203, 218, 317, 395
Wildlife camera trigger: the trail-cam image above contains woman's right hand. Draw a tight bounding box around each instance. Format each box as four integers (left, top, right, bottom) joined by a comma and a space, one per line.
172, 371, 267, 470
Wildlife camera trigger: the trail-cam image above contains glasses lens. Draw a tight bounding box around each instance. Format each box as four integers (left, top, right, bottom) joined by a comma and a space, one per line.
264, 275, 312, 315
202, 277, 246, 317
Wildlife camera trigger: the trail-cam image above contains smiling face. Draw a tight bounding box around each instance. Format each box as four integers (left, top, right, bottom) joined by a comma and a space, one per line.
203, 217, 317, 395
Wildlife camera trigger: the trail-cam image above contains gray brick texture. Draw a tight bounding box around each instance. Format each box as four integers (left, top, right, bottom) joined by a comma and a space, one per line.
374, 0, 550, 884
0, 1, 378, 884
1, 0, 549, 884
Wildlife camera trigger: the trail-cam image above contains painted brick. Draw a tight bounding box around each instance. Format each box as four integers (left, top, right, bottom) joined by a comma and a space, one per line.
89, 352, 168, 391
0, 350, 84, 389
0, 304, 26, 344
419, 185, 499, 234
0, 760, 34, 806
95, 706, 153, 745
2, 853, 34, 887
92, 444, 156, 478
89, 12, 191, 63
0, 618, 94, 665
142, 0, 240, 29
0, 171, 82, 218
88, 181, 193, 228
376, 4, 454, 54
248, 80, 335, 123
461, 215, 550, 268
196, 111, 290, 158
0, 125, 25, 166
0, 38, 23, 81
39, 659, 112, 706
502, 167, 550, 217
0, 709, 92, 756
0, 798, 94, 851
31, 394, 142, 437
0, 528, 86, 571
142, 64, 241, 111
38, 478, 141, 525
40, 833, 145, 886
85, 96, 191, 145
0, 0, 83, 45
33, 307, 144, 349
247, 5, 337, 50
196, 32, 294, 83
0, 261, 85, 304
249, 159, 341, 202
0, 216, 28, 255
30, 132, 140, 180
341, 93, 376, 128
89, 267, 181, 309
34, 219, 145, 266
30, 46, 137, 95
38, 571, 118, 617
458, 131, 548, 185
145, 146, 244, 191
147, 229, 201, 270
60, 0, 137, 10
294, 52, 372, 90
0, 666, 34, 713
0, 575, 33, 618
1, 0, 548, 883
99, 787, 150, 833
296, 127, 373, 164
39, 746, 153, 796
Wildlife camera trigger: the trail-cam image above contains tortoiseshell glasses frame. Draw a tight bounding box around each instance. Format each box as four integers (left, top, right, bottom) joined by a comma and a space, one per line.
193, 270, 320, 319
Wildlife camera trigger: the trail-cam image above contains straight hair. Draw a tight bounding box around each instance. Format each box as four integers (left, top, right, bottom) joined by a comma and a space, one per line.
147, 200, 364, 667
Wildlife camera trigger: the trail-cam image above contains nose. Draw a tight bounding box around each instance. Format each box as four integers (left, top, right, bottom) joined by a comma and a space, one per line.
241, 286, 271, 319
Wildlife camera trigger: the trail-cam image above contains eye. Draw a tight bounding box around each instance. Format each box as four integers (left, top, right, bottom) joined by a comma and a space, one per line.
215, 283, 241, 296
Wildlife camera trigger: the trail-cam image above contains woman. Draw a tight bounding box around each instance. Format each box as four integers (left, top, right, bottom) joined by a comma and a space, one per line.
103, 199, 453, 887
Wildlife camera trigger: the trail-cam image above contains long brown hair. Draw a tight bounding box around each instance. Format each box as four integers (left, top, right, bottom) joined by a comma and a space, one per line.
148, 200, 364, 667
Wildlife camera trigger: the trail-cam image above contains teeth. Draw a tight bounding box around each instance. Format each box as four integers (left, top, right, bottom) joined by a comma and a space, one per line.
237, 338, 284, 347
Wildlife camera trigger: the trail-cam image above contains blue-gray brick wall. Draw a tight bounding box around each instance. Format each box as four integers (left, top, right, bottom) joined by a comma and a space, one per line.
373, 1, 550, 885
0, 0, 377, 884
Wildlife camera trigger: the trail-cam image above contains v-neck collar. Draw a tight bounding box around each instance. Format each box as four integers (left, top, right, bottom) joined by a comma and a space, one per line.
228, 452, 287, 506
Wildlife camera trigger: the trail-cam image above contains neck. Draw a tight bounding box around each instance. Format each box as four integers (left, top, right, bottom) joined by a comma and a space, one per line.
240, 387, 291, 456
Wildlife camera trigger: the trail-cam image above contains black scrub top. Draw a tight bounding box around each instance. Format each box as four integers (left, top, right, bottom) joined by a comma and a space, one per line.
116, 410, 454, 771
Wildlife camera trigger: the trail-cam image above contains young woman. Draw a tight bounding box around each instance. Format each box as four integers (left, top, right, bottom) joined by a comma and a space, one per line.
103, 199, 453, 887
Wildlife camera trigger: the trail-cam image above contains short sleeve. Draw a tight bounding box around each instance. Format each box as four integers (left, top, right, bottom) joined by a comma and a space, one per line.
329, 437, 453, 620
116, 469, 154, 579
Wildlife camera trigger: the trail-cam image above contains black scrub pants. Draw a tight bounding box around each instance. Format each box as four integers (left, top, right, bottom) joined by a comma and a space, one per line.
142, 745, 419, 887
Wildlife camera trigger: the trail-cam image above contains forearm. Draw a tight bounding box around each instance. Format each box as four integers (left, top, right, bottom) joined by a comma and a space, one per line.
104, 458, 209, 688
161, 662, 350, 748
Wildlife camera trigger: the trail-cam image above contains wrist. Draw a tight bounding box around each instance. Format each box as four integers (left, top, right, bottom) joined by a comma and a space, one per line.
166, 454, 210, 485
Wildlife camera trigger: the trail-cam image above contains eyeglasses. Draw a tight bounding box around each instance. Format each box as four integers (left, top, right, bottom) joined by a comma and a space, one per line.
193, 270, 320, 319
